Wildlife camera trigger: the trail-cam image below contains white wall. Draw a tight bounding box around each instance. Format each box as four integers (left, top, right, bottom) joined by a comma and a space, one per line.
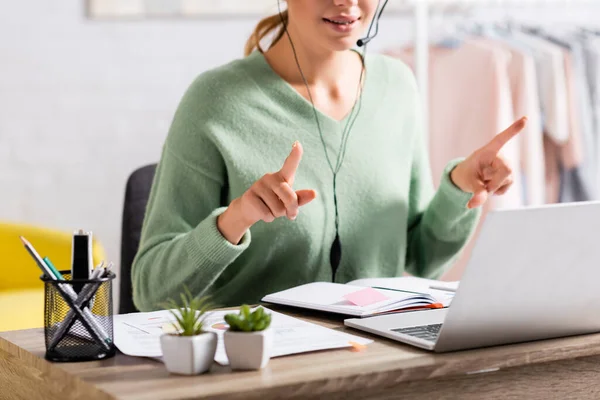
0, 1, 253, 307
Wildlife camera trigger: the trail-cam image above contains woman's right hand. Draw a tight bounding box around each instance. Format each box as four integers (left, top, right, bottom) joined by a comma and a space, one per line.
217, 141, 317, 244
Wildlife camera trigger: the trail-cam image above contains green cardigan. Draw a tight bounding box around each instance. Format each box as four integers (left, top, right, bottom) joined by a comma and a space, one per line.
131, 50, 481, 311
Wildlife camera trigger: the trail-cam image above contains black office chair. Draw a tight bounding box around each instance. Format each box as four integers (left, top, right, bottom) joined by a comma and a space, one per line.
119, 164, 157, 314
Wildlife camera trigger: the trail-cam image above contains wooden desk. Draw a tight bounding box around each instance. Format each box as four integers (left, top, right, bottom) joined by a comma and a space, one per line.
2, 308, 600, 400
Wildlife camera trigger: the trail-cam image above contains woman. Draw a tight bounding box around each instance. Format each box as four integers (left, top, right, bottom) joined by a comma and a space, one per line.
131, 0, 526, 312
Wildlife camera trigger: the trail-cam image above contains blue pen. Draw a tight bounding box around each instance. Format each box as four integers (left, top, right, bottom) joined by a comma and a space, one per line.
43, 257, 64, 280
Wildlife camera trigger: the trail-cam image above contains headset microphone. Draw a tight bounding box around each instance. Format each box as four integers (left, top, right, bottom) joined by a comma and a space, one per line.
356, 37, 369, 47
356, 36, 372, 47
357, 0, 390, 47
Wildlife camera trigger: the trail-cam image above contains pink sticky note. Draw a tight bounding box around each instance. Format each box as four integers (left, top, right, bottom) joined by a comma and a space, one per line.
344, 287, 389, 307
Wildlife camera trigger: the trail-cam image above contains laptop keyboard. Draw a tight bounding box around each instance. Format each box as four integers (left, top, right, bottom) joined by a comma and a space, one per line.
391, 323, 442, 342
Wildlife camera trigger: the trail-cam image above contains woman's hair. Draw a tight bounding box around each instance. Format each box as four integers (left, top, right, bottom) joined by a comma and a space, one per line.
244, 10, 288, 56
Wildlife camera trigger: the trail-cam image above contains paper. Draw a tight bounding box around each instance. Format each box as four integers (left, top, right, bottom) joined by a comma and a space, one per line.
113, 318, 164, 357
344, 287, 389, 307
113, 308, 372, 365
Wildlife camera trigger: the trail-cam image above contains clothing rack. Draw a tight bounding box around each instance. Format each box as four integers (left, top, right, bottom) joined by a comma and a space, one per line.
400, 0, 599, 143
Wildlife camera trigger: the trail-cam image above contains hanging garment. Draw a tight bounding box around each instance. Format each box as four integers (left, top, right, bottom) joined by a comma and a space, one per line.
511, 31, 570, 145
580, 34, 600, 192
559, 47, 596, 202
475, 36, 546, 206
581, 34, 600, 134
539, 31, 597, 202
567, 37, 596, 173
544, 135, 562, 204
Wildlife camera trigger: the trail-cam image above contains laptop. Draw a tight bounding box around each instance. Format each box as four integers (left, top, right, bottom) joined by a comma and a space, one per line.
344, 201, 600, 352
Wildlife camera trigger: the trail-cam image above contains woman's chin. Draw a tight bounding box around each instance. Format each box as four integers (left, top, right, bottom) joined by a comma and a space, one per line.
325, 37, 361, 52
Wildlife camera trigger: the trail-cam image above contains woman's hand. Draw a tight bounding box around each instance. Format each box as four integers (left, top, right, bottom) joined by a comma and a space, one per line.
240, 141, 317, 223
450, 117, 528, 209
217, 141, 317, 244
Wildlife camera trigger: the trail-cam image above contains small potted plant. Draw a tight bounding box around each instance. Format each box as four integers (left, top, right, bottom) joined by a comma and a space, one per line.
159, 287, 217, 375
223, 305, 273, 370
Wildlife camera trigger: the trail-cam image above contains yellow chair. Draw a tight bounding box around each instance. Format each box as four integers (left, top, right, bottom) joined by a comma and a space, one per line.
0, 222, 106, 332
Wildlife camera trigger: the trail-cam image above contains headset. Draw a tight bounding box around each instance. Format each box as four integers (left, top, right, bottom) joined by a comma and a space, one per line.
357, 0, 390, 47
276, 0, 388, 280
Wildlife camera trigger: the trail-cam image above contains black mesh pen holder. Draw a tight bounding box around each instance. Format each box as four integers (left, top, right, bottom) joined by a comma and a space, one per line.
42, 270, 116, 362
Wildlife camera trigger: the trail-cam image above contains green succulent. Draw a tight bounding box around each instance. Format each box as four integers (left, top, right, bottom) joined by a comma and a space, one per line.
159, 286, 215, 336
224, 305, 272, 332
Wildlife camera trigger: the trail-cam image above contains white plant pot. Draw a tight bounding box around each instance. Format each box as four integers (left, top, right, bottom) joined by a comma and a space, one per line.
160, 331, 217, 375
223, 328, 273, 370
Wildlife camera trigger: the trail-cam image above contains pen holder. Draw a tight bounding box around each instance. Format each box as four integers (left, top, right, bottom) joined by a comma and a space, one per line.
42, 270, 116, 362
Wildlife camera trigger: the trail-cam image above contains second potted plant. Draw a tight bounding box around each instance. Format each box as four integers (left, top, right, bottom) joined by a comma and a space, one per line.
223, 305, 273, 370
159, 288, 217, 375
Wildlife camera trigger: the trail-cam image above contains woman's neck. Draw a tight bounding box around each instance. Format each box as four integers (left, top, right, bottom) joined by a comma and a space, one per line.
264, 30, 362, 90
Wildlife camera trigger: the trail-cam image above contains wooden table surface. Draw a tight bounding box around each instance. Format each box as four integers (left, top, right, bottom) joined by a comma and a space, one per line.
2, 306, 600, 400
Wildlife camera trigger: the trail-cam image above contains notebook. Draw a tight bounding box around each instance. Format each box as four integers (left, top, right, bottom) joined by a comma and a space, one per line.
261, 277, 457, 318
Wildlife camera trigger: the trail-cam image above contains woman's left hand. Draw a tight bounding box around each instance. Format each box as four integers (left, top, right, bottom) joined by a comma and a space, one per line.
450, 117, 528, 209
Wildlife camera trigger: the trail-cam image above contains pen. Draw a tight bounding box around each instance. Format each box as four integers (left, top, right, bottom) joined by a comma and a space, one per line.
43, 257, 64, 280
429, 284, 458, 293
371, 286, 424, 296
85, 261, 109, 311
105, 261, 114, 277
20, 237, 112, 350
94, 260, 105, 271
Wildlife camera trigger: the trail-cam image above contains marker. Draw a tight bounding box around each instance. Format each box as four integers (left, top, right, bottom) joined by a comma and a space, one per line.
72, 229, 93, 293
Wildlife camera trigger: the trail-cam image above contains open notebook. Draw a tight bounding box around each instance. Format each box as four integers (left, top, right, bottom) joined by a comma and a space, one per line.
261, 277, 458, 318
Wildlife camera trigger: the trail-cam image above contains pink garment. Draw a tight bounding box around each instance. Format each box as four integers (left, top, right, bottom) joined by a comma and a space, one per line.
386, 40, 522, 281
541, 50, 584, 205
559, 50, 584, 170
544, 135, 561, 204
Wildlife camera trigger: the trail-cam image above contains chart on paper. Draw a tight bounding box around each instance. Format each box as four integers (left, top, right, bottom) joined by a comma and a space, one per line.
114, 308, 372, 365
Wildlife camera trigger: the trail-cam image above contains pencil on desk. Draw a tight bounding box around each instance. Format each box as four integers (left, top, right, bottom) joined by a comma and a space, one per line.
19, 236, 56, 279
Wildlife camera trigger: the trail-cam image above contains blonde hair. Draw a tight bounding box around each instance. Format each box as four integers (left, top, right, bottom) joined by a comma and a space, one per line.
244, 10, 288, 56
